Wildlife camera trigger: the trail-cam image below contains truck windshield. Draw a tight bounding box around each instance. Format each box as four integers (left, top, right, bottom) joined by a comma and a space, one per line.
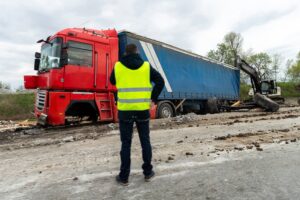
39, 37, 62, 71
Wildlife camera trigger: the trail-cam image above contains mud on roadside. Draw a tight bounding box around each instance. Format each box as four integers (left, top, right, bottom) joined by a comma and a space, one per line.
0, 106, 299, 152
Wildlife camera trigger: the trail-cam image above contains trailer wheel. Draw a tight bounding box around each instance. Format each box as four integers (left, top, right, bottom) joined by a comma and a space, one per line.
157, 103, 174, 118
254, 93, 279, 112
206, 98, 219, 114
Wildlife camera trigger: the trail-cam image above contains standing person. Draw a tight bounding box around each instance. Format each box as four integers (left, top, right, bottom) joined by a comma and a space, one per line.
110, 43, 165, 186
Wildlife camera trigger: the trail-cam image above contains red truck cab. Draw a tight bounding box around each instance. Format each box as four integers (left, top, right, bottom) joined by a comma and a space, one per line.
24, 28, 121, 125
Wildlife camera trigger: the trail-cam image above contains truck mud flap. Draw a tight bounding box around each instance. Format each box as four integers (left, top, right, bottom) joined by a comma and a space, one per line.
254, 93, 279, 112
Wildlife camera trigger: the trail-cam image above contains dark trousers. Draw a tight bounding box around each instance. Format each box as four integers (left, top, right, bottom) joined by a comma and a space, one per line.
119, 118, 153, 180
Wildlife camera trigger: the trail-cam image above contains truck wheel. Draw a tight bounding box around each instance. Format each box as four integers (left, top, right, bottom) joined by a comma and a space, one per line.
88, 113, 99, 123
206, 98, 219, 114
254, 93, 279, 112
157, 103, 174, 118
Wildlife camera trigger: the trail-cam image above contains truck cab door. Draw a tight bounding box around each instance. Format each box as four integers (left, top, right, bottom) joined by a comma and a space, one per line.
63, 39, 95, 90
94, 43, 115, 121
94, 43, 112, 90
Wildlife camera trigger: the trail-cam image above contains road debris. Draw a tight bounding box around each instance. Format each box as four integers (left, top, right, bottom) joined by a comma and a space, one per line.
186, 152, 194, 156
256, 147, 264, 151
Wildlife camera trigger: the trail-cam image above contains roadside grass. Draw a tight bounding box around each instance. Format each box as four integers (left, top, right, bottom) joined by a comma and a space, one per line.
240, 83, 251, 100
240, 82, 300, 100
0, 93, 35, 120
278, 82, 300, 97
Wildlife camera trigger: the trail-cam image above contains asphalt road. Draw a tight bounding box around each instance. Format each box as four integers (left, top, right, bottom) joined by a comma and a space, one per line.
5, 142, 298, 200
1, 107, 300, 200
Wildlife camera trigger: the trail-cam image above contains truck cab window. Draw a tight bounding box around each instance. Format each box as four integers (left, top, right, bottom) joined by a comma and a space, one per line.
67, 41, 92, 67
39, 37, 62, 71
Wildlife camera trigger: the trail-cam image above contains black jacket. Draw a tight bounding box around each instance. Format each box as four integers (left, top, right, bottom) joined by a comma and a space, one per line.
110, 53, 165, 120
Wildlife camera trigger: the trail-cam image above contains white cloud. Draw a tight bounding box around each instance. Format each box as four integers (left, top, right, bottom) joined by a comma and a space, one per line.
0, 0, 299, 89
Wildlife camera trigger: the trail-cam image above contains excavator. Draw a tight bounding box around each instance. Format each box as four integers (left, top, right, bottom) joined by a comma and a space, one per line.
241, 58, 285, 104
248, 81, 284, 104
231, 57, 280, 112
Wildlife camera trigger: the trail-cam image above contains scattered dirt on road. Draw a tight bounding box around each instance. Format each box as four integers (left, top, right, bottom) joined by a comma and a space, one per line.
1, 108, 299, 165
1, 107, 300, 153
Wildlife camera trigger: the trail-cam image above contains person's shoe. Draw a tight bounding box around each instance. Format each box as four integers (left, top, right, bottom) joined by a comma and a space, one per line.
116, 175, 129, 186
144, 171, 155, 182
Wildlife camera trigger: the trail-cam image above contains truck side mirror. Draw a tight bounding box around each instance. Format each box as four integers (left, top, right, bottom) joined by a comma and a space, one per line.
35, 52, 41, 59
34, 58, 40, 70
34, 52, 41, 70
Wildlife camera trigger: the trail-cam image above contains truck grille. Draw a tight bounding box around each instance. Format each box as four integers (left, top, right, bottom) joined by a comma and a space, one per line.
36, 90, 47, 111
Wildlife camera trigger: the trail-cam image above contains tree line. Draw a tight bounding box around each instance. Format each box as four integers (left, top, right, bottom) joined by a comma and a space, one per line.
0, 81, 24, 93
0, 81, 11, 91
207, 32, 300, 84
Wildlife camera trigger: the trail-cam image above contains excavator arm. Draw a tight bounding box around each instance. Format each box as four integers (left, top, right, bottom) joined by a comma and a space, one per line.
235, 56, 261, 93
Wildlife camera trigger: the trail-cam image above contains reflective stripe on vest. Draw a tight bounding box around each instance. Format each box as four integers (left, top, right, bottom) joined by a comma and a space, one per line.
118, 87, 153, 92
118, 98, 152, 103
115, 61, 152, 111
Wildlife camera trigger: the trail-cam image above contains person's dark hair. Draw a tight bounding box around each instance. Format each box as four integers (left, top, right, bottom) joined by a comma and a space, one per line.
125, 44, 138, 55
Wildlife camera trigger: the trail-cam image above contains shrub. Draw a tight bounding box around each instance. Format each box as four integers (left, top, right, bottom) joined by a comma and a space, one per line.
0, 93, 35, 120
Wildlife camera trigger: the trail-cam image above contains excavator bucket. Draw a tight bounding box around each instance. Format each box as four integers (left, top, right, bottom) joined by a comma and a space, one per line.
253, 93, 279, 112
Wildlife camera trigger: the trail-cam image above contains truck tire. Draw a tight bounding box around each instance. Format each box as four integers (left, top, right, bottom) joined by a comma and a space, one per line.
254, 93, 279, 112
206, 98, 219, 114
157, 102, 174, 118
88, 113, 99, 123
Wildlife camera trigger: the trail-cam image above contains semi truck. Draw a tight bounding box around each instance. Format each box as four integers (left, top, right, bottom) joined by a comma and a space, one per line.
24, 28, 240, 126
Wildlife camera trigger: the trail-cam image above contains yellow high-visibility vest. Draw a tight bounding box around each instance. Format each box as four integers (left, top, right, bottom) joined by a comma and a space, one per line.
115, 61, 152, 111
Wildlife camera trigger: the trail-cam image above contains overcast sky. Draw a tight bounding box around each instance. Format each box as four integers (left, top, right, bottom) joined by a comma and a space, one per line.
0, 0, 299, 89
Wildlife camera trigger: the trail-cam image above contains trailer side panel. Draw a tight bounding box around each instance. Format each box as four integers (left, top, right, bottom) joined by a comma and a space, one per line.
118, 32, 240, 101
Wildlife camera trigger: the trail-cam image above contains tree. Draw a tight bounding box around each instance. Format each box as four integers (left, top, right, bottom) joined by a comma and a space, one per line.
207, 32, 243, 66
282, 59, 293, 82
0, 81, 11, 90
287, 51, 300, 82
224, 32, 244, 60
16, 85, 25, 92
207, 32, 286, 83
246, 52, 272, 80
271, 54, 282, 81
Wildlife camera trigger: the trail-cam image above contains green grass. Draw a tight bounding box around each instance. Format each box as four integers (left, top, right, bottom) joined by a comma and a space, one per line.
277, 82, 300, 97
240, 83, 252, 100
0, 93, 35, 120
239, 82, 300, 100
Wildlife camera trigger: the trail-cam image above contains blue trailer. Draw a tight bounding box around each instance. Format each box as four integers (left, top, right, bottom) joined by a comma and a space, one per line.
118, 31, 240, 117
